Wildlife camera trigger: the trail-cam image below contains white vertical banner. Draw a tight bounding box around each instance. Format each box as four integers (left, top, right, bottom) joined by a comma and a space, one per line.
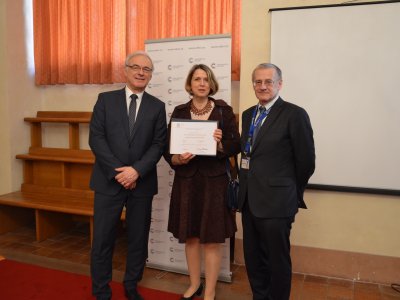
145, 35, 232, 282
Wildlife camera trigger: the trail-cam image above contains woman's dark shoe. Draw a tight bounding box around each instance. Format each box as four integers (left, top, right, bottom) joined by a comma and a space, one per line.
180, 283, 204, 300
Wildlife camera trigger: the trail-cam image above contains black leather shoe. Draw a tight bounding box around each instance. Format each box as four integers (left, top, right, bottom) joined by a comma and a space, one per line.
125, 289, 144, 300
180, 283, 204, 300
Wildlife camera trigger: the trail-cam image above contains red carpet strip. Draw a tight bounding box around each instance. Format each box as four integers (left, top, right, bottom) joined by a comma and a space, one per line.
0, 259, 184, 299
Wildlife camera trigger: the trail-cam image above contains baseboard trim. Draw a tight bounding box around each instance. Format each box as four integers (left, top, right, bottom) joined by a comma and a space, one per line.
234, 239, 400, 285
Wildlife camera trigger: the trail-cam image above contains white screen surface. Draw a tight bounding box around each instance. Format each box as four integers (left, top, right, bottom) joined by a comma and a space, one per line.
270, 2, 400, 192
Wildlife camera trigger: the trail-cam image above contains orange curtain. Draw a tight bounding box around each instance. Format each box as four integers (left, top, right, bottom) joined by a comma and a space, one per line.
33, 0, 241, 85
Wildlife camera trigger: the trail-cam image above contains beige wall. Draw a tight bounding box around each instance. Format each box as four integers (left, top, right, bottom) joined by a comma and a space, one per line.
240, 0, 400, 258
0, 1, 121, 192
0, 0, 11, 194
1, 0, 399, 261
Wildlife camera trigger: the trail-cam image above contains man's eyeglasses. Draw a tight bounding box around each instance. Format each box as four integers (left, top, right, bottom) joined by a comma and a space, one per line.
253, 79, 275, 88
125, 64, 153, 74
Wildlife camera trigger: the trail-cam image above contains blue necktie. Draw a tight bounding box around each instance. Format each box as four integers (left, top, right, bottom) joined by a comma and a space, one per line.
129, 94, 138, 137
252, 106, 266, 144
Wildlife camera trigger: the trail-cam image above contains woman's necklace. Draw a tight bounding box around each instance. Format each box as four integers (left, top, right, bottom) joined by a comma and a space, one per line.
190, 99, 213, 116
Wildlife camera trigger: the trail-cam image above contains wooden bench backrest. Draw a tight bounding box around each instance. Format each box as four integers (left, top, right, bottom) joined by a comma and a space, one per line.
36, 111, 92, 119
17, 111, 94, 199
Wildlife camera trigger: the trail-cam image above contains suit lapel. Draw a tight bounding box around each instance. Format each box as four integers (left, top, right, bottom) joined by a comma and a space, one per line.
252, 98, 284, 151
116, 88, 130, 141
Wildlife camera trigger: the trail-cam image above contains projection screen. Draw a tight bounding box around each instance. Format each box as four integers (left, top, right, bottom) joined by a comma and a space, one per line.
270, 1, 400, 195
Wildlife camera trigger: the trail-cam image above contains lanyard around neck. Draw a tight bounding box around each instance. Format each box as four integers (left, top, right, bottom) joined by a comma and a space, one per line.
244, 106, 272, 156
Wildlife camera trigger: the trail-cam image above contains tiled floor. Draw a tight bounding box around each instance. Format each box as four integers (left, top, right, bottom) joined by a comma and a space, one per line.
0, 222, 399, 300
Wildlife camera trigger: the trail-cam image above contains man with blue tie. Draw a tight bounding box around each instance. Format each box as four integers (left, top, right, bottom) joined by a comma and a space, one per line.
89, 51, 167, 300
238, 63, 315, 300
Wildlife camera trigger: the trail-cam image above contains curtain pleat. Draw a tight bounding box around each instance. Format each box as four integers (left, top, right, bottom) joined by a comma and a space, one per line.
33, 0, 241, 84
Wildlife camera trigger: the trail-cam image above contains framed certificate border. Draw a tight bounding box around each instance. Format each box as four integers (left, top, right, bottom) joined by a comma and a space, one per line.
169, 118, 218, 156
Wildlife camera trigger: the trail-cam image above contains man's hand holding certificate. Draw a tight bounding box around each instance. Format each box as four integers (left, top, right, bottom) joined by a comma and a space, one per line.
170, 119, 218, 156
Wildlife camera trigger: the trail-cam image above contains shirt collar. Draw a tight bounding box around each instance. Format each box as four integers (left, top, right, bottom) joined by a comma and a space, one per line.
259, 94, 279, 111
125, 86, 144, 101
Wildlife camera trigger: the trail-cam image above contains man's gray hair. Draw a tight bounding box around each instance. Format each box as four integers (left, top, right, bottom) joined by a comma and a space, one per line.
125, 51, 154, 70
252, 63, 282, 81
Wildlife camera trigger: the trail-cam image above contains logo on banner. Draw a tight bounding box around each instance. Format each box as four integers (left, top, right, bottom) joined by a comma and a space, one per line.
188, 46, 206, 50
150, 249, 165, 255
188, 57, 206, 64
210, 44, 229, 49
167, 88, 186, 95
169, 257, 185, 263
168, 76, 184, 82
150, 238, 166, 244
169, 247, 184, 253
167, 64, 184, 70
147, 83, 164, 89
210, 62, 229, 69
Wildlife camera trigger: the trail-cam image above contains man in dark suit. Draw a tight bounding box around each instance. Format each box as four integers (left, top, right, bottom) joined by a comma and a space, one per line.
89, 51, 167, 300
238, 63, 315, 300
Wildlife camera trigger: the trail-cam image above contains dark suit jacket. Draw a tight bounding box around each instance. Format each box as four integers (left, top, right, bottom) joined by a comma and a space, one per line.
89, 88, 167, 197
163, 99, 241, 177
238, 97, 315, 218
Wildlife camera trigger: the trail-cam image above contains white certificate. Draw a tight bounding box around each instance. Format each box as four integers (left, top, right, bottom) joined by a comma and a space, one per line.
170, 119, 218, 156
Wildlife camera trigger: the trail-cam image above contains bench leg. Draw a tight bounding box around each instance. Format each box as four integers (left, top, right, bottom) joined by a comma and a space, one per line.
0, 206, 34, 234
35, 210, 74, 242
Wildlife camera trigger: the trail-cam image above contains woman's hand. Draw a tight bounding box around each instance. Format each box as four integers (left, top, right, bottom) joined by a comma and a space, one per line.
172, 152, 195, 165
214, 128, 224, 151
213, 128, 222, 143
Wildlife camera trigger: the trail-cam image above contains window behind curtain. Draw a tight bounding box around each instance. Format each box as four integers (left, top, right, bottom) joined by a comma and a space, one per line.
33, 0, 241, 85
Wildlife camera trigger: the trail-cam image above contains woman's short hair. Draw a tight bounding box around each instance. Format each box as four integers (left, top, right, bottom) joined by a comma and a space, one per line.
185, 64, 219, 96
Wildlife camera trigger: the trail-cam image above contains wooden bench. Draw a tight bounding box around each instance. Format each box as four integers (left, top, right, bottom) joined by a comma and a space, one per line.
0, 111, 239, 243
0, 111, 124, 243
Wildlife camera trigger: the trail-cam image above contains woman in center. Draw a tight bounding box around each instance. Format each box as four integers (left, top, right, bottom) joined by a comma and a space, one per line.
164, 64, 240, 300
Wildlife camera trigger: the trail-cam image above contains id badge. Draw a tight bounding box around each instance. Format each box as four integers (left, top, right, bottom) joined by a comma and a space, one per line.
241, 157, 250, 170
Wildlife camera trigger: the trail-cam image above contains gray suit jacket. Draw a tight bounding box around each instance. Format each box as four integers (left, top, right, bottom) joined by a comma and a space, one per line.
89, 88, 167, 197
238, 97, 315, 218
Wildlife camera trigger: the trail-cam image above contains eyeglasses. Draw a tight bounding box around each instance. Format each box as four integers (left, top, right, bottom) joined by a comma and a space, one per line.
253, 79, 275, 88
125, 64, 153, 74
